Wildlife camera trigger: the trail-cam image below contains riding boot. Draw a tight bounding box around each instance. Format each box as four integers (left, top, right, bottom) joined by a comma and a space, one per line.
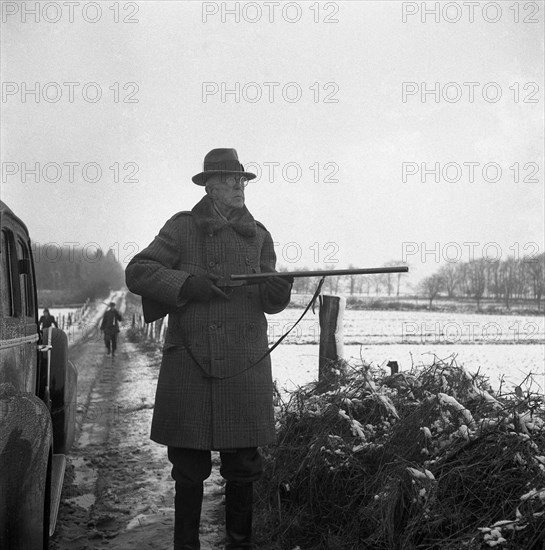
225, 481, 254, 549
174, 481, 203, 550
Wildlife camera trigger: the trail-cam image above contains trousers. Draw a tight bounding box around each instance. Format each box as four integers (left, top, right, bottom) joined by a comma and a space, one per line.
167, 447, 263, 483
103, 330, 118, 353
167, 447, 262, 549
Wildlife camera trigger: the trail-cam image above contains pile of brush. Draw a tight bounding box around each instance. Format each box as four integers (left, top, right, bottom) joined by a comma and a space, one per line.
255, 357, 545, 550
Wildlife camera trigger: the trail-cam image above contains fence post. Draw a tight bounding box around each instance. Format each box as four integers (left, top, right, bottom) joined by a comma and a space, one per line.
318, 294, 346, 387
155, 318, 163, 341
160, 317, 168, 342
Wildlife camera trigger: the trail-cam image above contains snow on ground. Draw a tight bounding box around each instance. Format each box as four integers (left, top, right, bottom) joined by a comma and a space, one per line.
271, 342, 545, 396
50, 295, 543, 550
268, 307, 544, 397
266, 308, 545, 345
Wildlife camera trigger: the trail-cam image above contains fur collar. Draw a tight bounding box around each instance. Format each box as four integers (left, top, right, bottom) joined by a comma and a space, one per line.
191, 195, 257, 238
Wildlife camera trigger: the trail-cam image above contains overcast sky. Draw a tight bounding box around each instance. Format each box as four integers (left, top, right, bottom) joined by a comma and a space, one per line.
1, 1, 543, 287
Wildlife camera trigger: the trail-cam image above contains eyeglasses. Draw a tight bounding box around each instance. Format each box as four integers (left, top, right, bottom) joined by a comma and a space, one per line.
223, 175, 249, 189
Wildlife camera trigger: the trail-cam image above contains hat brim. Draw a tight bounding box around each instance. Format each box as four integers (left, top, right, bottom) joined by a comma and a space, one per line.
192, 170, 257, 186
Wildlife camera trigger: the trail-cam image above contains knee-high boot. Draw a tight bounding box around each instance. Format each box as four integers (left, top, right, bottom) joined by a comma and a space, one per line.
174, 481, 203, 550
225, 481, 254, 549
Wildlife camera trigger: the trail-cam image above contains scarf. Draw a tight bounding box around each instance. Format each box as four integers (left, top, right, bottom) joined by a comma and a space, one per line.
191, 195, 257, 238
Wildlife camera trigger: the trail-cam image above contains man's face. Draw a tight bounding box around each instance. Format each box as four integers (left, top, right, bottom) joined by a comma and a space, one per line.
207, 174, 247, 211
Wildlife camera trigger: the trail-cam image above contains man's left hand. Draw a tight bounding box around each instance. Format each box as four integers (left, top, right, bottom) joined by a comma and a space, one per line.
263, 276, 293, 304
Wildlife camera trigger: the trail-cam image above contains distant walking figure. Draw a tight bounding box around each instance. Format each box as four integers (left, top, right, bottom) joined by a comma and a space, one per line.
39, 308, 58, 330
100, 302, 122, 356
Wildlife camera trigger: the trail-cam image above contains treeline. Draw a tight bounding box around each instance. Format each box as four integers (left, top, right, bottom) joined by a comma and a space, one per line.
280, 262, 408, 297
34, 245, 125, 302
419, 253, 545, 309
279, 254, 545, 311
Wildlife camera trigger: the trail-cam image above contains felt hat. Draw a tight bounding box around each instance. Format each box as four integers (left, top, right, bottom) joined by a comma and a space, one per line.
192, 148, 256, 185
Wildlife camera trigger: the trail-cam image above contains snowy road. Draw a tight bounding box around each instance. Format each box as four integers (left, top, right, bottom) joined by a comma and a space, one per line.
50, 314, 226, 550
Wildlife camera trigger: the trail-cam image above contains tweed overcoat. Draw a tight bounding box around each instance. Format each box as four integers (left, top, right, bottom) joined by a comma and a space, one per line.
125, 195, 290, 450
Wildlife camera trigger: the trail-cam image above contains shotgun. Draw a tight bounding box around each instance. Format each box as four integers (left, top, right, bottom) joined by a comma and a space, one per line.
142, 266, 409, 322
216, 266, 409, 288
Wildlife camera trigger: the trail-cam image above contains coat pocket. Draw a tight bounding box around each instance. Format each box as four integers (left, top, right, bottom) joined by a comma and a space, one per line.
163, 342, 188, 352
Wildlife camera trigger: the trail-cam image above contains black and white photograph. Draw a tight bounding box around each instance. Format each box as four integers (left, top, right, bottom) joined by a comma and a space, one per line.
1, 1, 544, 549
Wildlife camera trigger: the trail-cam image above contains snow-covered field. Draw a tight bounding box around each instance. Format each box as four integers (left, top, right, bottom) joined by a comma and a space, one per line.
266, 308, 545, 345
53, 301, 543, 395
271, 342, 545, 396
267, 309, 545, 396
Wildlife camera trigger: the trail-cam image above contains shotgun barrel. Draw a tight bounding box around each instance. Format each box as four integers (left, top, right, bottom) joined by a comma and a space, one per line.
225, 266, 408, 286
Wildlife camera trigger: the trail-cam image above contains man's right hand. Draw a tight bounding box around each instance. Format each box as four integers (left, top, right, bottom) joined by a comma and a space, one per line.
180, 275, 229, 302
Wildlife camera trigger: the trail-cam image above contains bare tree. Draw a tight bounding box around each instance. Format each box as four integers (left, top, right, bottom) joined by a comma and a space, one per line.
381, 260, 408, 297
456, 262, 471, 298
486, 260, 501, 299
380, 272, 393, 297
323, 263, 340, 294
438, 262, 460, 298
467, 259, 487, 310
527, 253, 545, 309
373, 274, 382, 296
499, 257, 518, 309
418, 273, 444, 308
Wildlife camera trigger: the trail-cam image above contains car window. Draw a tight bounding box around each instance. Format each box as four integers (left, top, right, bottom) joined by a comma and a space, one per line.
1, 229, 15, 317
17, 239, 34, 318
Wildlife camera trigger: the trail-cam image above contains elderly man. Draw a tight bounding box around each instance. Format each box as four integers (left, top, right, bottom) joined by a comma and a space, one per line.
125, 148, 292, 550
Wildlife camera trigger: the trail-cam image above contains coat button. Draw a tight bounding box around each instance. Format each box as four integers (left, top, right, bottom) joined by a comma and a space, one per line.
208, 261, 215, 267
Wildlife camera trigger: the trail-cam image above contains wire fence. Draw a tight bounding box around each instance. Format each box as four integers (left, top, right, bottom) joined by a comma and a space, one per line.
54, 298, 92, 331
129, 313, 168, 343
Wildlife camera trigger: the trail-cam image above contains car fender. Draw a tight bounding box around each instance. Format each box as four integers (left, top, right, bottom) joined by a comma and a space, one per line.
0, 384, 52, 549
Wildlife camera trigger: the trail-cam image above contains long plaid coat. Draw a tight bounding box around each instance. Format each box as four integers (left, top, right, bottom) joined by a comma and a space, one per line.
125, 195, 290, 450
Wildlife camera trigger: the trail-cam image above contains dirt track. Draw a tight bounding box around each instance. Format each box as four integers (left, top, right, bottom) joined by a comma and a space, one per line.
50, 305, 225, 550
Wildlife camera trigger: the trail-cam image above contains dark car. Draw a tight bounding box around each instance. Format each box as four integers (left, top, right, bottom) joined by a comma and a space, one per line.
0, 200, 77, 549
